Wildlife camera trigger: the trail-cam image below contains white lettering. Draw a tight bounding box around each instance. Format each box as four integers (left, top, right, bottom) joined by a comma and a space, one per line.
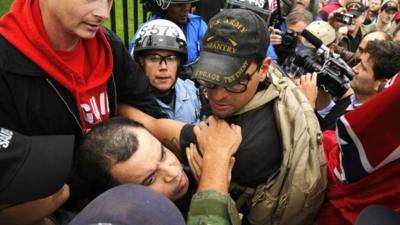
0, 128, 13, 149
80, 92, 110, 125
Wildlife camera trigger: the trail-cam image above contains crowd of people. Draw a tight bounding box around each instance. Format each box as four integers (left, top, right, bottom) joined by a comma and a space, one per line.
0, 0, 399, 225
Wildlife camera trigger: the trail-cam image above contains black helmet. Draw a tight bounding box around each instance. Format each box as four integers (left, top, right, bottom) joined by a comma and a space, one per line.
224, 0, 272, 22
143, 0, 199, 12
133, 19, 187, 63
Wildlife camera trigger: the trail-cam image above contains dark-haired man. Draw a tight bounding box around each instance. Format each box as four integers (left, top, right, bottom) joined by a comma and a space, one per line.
78, 116, 242, 224
120, 8, 327, 225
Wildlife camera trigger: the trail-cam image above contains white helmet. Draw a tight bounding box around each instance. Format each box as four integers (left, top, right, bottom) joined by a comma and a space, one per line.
133, 19, 187, 63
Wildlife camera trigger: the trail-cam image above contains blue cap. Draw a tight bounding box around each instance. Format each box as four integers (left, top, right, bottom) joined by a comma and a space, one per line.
69, 184, 186, 225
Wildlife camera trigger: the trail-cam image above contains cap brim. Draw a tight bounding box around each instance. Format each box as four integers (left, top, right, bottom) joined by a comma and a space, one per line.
348, 10, 362, 17
192, 51, 253, 86
0, 135, 74, 204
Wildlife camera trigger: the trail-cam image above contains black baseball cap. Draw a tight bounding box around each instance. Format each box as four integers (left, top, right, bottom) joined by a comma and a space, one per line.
69, 184, 186, 225
0, 128, 74, 204
192, 8, 269, 87
346, 0, 366, 17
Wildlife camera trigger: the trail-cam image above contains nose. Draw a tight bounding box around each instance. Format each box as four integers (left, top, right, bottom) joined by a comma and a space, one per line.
93, 0, 111, 21
208, 86, 229, 102
158, 59, 168, 69
180, 3, 191, 12
158, 163, 179, 183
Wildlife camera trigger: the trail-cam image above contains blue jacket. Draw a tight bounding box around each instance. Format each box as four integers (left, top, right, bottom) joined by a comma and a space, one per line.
129, 14, 207, 65
157, 78, 201, 125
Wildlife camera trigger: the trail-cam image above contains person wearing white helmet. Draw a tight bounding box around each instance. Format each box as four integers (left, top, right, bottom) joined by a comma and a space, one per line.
133, 19, 202, 125
129, 0, 207, 70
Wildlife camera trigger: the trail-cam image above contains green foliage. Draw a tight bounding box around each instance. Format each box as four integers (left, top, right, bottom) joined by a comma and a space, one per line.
0, 0, 13, 16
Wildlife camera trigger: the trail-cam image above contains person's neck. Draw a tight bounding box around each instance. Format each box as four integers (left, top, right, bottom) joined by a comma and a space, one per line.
354, 93, 374, 105
39, 1, 80, 51
154, 89, 171, 98
349, 28, 359, 38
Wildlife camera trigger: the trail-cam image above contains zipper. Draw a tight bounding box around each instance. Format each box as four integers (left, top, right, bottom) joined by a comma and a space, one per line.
46, 78, 84, 134
111, 73, 118, 115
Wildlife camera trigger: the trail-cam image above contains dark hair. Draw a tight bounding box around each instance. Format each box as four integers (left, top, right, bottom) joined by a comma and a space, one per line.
78, 117, 144, 195
365, 40, 400, 80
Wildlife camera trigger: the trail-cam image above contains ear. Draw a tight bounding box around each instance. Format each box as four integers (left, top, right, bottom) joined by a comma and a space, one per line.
258, 57, 272, 82
138, 57, 145, 67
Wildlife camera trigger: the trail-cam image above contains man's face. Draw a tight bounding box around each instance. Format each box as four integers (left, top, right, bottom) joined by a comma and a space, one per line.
165, 3, 191, 25
0, 184, 69, 225
207, 61, 269, 118
348, 14, 365, 34
286, 21, 309, 46
45, 0, 113, 40
110, 128, 189, 201
369, 0, 381, 11
294, 0, 311, 8
379, 8, 397, 24
139, 50, 180, 95
351, 53, 380, 96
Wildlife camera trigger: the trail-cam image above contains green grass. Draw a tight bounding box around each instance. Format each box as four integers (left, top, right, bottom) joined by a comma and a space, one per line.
0, 0, 13, 16
0, 0, 146, 46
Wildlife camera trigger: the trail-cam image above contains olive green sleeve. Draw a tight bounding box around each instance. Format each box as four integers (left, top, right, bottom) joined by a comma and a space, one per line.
187, 190, 241, 225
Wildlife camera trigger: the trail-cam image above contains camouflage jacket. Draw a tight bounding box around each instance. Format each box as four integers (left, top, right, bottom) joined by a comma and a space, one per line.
187, 190, 240, 225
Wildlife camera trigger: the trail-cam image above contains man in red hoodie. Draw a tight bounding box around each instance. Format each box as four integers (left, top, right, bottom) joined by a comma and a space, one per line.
0, 0, 164, 221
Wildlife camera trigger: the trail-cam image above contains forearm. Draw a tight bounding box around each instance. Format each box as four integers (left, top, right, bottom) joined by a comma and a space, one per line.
118, 104, 185, 153
197, 154, 231, 194
187, 190, 240, 225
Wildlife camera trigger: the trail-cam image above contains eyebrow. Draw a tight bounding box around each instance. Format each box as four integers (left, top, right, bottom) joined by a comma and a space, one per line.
141, 144, 165, 185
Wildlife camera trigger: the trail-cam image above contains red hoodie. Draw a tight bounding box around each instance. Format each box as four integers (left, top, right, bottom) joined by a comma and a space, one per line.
0, 0, 113, 133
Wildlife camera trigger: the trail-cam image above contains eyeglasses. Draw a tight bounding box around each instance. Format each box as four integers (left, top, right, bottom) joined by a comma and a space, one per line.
143, 54, 180, 65
197, 67, 259, 93
384, 8, 397, 15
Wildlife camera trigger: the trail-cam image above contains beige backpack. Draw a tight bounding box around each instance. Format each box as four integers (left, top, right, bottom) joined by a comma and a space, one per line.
231, 63, 328, 225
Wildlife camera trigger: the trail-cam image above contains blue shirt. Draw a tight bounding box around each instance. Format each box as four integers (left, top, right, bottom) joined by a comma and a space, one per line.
157, 78, 202, 125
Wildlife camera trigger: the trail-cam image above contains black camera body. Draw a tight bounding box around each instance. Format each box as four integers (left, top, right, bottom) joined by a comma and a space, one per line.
333, 12, 353, 25
281, 30, 297, 48
294, 53, 351, 98
293, 29, 355, 98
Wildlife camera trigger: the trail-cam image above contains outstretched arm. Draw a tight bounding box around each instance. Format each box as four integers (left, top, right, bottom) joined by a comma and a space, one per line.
118, 104, 185, 157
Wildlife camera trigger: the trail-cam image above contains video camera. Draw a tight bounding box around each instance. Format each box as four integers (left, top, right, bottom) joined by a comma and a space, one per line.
294, 29, 355, 98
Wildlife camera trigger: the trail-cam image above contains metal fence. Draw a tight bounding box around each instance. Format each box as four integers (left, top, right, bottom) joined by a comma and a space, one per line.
109, 0, 148, 48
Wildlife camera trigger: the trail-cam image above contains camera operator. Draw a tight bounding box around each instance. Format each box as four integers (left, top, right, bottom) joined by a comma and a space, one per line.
335, 1, 375, 52
270, 6, 312, 75
297, 39, 400, 131
294, 21, 354, 131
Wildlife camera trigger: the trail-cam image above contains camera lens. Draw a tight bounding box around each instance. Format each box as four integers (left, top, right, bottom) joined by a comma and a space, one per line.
282, 30, 297, 47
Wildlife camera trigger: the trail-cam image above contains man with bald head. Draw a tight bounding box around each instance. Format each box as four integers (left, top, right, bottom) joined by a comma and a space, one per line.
354, 31, 391, 59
